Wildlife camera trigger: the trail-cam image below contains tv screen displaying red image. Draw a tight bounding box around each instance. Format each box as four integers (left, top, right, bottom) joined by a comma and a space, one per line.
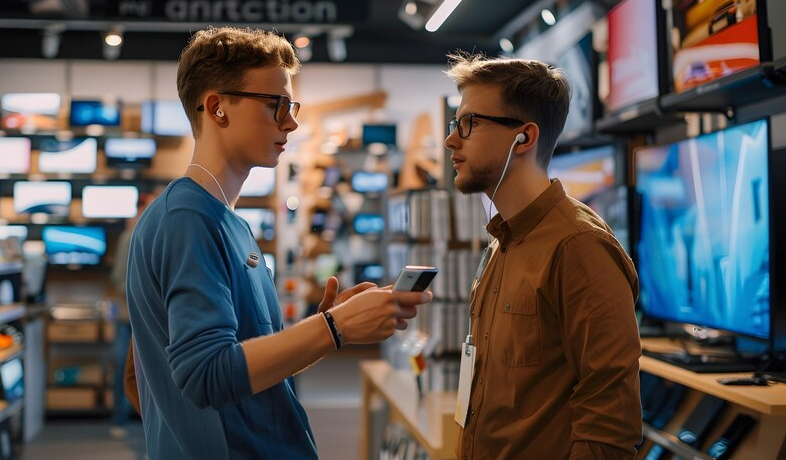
607, 0, 661, 111
671, 0, 760, 93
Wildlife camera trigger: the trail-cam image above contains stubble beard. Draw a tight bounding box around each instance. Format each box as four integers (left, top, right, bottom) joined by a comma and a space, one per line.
454, 161, 499, 195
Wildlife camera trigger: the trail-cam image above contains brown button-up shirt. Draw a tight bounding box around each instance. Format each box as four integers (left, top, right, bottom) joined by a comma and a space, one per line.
457, 179, 642, 460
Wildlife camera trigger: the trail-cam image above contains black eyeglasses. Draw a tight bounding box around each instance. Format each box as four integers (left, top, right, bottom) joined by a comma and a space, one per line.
197, 91, 301, 122
449, 113, 525, 139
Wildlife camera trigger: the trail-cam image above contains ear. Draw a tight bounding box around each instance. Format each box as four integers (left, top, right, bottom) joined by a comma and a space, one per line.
514, 122, 539, 156
203, 93, 226, 124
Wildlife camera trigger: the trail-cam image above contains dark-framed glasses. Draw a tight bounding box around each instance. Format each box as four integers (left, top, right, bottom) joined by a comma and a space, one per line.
448, 113, 525, 139
197, 91, 300, 122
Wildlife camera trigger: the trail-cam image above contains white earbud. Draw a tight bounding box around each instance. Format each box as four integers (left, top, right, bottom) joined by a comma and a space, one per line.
515, 132, 527, 144
216, 109, 225, 118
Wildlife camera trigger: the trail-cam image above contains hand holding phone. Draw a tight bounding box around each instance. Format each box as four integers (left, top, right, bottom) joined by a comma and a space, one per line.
392, 265, 438, 292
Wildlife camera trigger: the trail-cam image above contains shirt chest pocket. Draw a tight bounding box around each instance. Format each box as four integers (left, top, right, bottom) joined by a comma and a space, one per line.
491, 294, 541, 367
244, 263, 273, 326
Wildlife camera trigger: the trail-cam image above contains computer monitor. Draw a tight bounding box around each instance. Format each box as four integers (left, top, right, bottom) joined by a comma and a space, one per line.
354, 263, 385, 285
42, 226, 107, 266
353, 213, 385, 236
141, 100, 192, 136
0, 137, 31, 174
104, 138, 156, 168
0, 357, 23, 403
81, 185, 139, 219
235, 208, 276, 241
0, 92, 61, 131
38, 138, 98, 174
240, 167, 276, 197
635, 119, 769, 339
548, 145, 616, 201
557, 32, 596, 140
362, 124, 397, 147
13, 181, 71, 216
670, 0, 761, 93
69, 99, 122, 126
606, 0, 661, 111
351, 171, 388, 194
585, 184, 631, 253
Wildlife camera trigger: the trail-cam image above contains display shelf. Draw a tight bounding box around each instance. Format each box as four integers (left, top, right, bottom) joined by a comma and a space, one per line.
641, 339, 786, 416
596, 99, 685, 134
0, 304, 26, 324
556, 131, 615, 150
642, 423, 714, 460
660, 62, 786, 113
360, 360, 458, 460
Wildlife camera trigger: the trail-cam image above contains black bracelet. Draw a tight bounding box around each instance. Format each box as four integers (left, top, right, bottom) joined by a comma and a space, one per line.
322, 311, 345, 350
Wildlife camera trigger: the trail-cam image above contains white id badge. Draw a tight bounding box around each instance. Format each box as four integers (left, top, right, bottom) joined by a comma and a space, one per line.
455, 342, 476, 427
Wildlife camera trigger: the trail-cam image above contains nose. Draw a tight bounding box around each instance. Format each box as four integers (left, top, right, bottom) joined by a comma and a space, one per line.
445, 128, 460, 151
280, 112, 298, 132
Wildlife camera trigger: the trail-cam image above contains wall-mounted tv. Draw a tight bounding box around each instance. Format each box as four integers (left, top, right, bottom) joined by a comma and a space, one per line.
607, 0, 661, 111
69, 99, 122, 126
0, 137, 31, 174
635, 119, 769, 339
240, 167, 276, 197
235, 208, 276, 241
351, 171, 388, 194
354, 263, 385, 285
362, 124, 397, 147
548, 145, 616, 201
104, 138, 156, 168
557, 32, 597, 141
13, 181, 71, 216
141, 100, 191, 136
82, 185, 139, 219
670, 0, 760, 93
353, 213, 385, 235
42, 226, 107, 266
0, 92, 61, 131
0, 225, 28, 242
38, 138, 97, 174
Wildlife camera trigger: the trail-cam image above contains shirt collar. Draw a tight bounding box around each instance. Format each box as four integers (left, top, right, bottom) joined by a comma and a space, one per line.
487, 179, 566, 248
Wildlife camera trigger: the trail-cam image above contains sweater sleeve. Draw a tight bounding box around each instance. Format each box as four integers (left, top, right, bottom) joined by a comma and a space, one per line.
153, 208, 253, 410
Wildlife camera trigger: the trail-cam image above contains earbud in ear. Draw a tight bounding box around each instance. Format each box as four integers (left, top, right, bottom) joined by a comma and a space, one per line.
515, 132, 528, 144
216, 109, 225, 118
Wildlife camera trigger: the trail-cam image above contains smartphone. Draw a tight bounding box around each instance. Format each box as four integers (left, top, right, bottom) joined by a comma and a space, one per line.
392, 265, 439, 292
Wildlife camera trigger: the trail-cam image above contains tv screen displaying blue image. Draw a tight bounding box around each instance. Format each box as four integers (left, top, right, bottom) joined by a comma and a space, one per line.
13, 181, 71, 216
351, 171, 388, 194
549, 145, 616, 201
353, 213, 385, 235
38, 137, 98, 174
70, 100, 121, 126
362, 124, 397, 146
557, 33, 595, 141
585, 185, 630, 253
635, 119, 769, 338
354, 263, 385, 285
0, 357, 23, 403
141, 100, 192, 136
42, 226, 106, 265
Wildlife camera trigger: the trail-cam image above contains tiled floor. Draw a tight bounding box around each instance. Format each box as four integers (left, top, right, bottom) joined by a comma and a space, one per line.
21, 346, 378, 460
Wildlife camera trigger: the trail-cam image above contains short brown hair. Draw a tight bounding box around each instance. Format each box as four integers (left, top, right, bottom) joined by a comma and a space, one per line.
446, 52, 570, 169
177, 26, 301, 136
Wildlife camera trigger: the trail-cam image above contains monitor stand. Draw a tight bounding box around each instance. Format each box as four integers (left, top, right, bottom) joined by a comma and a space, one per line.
642, 349, 758, 373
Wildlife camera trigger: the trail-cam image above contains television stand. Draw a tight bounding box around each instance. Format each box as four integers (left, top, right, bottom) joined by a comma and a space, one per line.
642, 349, 758, 373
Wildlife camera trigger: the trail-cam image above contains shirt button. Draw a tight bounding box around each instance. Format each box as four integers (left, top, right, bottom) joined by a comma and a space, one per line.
504, 303, 511, 311
480, 379, 484, 385
492, 287, 498, 294
484, 332, 489, 339
470, 409, 475, 415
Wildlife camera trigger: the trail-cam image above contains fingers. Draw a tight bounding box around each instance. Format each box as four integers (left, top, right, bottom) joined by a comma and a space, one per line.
395, 318, 409, 330
335, 281, 377, 305
317, 276, 339, 314
395, 304, 417, 320
392, 291, 432, 306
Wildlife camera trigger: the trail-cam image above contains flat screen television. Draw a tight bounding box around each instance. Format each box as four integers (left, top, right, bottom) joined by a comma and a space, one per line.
0, 226, 28, 242
38, 137, 97, 174
585, 184, 631, 253
13, 181, 71, 216
0, 137, 31, 174
141, 100, 192, 136
235, 208, 276, 241
635, 119, 769, 339
0, 92, 61, 131
351, 171, 388, 194
69, 99, 122, 126
42, 226, 106, 266
362, 124, 397, 147
104, 138, 156, 168
0, 357, 23, 403
353, 213, 385, 235
354, 263, 385, 285
557, 32, 596, 141
607, 0, 661, 111
240, 167, 276, 197
549, 145, 616, 201
670, 0, 760, 93
81, 185, 138, 219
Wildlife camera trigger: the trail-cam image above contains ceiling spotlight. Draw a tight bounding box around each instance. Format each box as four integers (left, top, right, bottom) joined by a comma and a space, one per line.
541, 8, 556, 26
104, 32, 122, 47
327, 28, 352, 62
398, 0, 439, 30
405, 1, 418, 15
499, 38, 514, 54
293, 35, 311, 49
102, 28, 123, 60
41, 24, 65, 59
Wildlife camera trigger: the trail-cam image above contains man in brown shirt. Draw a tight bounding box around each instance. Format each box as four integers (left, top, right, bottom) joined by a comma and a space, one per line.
444, 54, 642, 459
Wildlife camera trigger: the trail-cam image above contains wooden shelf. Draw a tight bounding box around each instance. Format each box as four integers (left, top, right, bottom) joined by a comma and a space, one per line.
360, 360, 458, 460
641, 338, 786, 416
0, 304, 26, 324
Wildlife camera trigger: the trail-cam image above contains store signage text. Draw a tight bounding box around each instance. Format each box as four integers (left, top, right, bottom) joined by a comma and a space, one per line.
116, 0, 343, 23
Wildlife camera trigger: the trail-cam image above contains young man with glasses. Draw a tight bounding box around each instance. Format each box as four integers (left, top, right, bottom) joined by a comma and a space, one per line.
126, 27, 431, 460
445, 53, 642, 459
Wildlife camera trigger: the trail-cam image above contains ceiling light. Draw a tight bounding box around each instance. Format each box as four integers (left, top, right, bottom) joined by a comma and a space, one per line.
425, 0, 464, 32
104, 32, 122, 47
541, 8, 556, 26
499, 38, 514, 54
327, 28, 352, 62
293, 35, 311, 48
102, 27, 124, 60
405, 2, 418, 15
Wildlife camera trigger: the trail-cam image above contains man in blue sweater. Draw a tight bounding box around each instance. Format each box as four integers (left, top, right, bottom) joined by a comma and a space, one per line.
126, 26, 431, 459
